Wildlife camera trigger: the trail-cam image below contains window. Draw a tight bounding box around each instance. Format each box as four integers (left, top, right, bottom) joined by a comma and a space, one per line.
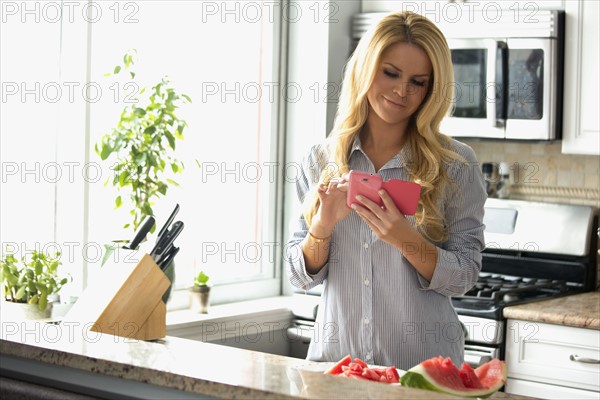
1, 1, 285, 307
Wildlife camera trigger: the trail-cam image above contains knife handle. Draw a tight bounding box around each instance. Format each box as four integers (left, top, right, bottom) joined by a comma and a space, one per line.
157, 204, 180, 239
128, 216, 155, 250
160, 246, 180, 271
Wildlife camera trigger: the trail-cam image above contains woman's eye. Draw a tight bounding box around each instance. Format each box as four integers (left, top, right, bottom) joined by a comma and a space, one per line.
383, 69, 398, 78
411, 79, 426, 87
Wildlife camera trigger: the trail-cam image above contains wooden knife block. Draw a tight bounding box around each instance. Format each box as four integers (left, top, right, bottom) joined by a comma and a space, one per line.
64, 251, 170, 341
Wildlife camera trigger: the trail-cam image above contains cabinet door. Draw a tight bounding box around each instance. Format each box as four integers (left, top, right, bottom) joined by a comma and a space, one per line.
562, 0, 600, 155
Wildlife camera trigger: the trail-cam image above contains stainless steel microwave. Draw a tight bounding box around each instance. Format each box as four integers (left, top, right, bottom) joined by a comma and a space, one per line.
351, 10, 565, 140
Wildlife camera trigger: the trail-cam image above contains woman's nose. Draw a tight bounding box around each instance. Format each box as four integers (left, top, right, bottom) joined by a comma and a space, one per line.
393, 82, 408, 98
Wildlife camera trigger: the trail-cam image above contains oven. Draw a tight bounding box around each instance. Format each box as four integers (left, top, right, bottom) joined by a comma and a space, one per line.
350, 10, 565, 140
455, 198, 598, 364
288, 199, 598, 367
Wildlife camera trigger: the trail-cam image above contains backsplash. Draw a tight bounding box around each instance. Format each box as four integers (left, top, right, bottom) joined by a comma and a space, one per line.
461, 139, 599, 208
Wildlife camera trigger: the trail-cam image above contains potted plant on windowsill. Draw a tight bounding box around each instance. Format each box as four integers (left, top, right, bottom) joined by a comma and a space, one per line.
95, 49, 191, 302
189, 271, 211, 314
0, 251, 70, 320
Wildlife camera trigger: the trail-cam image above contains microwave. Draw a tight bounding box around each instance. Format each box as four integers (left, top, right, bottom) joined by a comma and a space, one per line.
351, 10, 565, 140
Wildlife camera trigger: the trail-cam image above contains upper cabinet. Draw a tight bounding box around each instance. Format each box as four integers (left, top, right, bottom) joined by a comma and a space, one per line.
561, 0, 600, 155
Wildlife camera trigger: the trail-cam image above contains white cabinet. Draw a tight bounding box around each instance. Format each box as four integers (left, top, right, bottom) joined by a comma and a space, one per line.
561, 0, 600, 155
505, 319, 600, 399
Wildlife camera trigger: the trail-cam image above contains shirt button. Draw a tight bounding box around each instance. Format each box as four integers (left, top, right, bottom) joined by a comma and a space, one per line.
363, 242, 369, 249
364, 318, 370, 325
364, 279, 370, 286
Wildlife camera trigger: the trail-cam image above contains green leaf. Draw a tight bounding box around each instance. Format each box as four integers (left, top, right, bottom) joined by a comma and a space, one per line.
34, 260, 43, 275
130, 71, 136, 79
182, 94, 192, 103
142, 203, 153, 216
157, 182, 167, 195
115, 195, 123, 209
114, 65, 121, 74
144, 126, 156, 134
35, 283, 48, 296
100, 143, 112, 161
15, 286, 26, 300
38, 294, 48, 311
119, 170, 130, 187
5, 270, 18, 285
165, 132, 176, 149
133, 107, 146, 116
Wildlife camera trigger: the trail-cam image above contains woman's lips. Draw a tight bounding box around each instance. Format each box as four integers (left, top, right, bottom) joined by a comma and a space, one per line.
384, 97, 404, 108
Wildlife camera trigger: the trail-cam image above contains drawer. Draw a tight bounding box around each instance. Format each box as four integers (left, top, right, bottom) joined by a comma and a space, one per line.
506, 378, 600, 400
505, 320, 600, 391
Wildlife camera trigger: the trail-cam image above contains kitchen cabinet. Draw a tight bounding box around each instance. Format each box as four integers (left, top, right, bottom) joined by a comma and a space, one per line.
505, 319, 600, 399
561, 0, 600, 155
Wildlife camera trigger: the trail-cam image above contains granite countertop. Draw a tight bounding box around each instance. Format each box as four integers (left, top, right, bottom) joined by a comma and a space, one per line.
0, 320, 533, 400
503, 292, 600, 329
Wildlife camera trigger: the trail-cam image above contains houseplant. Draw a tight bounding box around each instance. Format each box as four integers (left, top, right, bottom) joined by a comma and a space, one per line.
0, 251, 70, 319
95, 50, 191, 301
189, 271, 211, 313
95, 49, 191, 232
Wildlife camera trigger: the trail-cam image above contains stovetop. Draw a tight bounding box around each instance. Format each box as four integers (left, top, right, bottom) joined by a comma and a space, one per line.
452, 272, 581, 319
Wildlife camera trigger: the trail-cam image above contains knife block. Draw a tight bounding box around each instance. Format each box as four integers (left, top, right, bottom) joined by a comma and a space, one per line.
63, 251, 170, 341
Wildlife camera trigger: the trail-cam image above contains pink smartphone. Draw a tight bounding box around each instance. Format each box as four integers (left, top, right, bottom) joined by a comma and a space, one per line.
346, 171, 421, 215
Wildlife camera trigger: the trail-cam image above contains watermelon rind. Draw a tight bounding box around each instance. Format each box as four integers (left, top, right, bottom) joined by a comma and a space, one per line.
400, 364, 504, 398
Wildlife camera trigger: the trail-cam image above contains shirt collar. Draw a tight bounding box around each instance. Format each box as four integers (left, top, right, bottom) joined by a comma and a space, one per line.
350, 135, 413, 171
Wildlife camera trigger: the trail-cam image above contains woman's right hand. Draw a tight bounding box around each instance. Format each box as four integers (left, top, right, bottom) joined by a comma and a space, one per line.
310, 174, 351, 237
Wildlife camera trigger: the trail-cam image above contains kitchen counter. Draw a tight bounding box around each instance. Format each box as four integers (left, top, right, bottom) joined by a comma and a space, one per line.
0, 318, 533, 400
503, 292, 600, 329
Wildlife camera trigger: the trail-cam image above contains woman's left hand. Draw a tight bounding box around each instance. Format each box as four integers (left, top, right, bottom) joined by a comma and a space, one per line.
351, 189, 412, 248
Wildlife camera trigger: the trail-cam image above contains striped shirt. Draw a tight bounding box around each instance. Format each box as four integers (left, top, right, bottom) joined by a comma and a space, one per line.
286, 136, 487, 370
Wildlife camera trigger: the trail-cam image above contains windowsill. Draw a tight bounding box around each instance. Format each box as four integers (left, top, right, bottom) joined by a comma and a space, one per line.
166, 296, 295, 331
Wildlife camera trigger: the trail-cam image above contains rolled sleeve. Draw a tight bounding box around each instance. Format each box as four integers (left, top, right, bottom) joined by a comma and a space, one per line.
286, 145, 331, 291
417, 144, 486, 296
286, 220, 330, 290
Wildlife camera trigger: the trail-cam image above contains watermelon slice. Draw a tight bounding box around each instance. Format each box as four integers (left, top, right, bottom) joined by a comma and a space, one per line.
324, 354, 352, 375
323, 356, 401, 384
400, 357, 506, 398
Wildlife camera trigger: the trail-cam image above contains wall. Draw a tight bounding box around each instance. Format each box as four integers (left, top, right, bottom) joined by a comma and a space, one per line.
462, 139, 599, 207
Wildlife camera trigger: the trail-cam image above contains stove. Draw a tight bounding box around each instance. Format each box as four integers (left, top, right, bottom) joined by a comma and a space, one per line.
288, 199, 598, 366
457, 198, 598, 365
454, 273, 570, 318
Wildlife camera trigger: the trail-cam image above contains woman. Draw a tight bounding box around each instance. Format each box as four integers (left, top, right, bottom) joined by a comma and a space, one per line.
286, 11, 486, 370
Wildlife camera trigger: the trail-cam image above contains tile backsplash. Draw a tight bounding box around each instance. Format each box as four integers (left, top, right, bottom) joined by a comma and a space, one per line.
461, 139, 600, 208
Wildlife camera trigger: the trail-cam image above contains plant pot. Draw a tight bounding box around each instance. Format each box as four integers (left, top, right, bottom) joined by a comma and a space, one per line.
1, 300, 52, 321
189, 286, 211, 314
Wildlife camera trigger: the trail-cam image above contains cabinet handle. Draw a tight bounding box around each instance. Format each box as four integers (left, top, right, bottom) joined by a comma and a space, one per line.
569, 354, 600, 364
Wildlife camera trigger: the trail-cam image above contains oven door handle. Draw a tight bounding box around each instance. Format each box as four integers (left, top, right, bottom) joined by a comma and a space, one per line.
464, 352, 492, 368
570, 354, 600, 364
484, 39, 507, 128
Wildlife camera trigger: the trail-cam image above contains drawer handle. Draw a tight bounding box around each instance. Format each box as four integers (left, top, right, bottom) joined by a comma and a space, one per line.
569, 354, 600, 364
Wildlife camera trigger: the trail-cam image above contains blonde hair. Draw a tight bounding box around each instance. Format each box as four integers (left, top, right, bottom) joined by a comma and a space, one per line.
303, 11, 463, 243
